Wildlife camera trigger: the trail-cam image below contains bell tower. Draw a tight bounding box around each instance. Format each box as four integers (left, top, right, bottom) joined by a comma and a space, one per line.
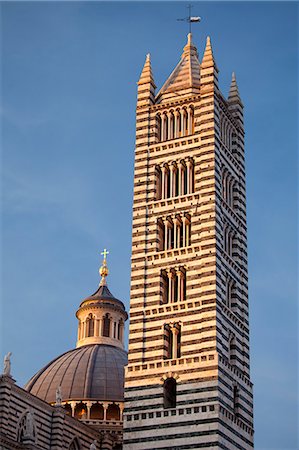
124, 34, 254, 449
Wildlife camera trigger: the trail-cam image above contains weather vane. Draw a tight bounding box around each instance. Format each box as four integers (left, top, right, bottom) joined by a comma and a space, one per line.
177, 4, 201, 34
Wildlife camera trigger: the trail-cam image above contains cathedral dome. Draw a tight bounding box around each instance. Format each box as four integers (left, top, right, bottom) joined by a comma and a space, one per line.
25, 344, 127, 404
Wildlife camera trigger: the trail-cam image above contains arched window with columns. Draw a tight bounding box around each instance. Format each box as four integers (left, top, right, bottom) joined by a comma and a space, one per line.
157, 106, 195, 142
155, 158, 194, 200
164, 323, 181, 360
160, 268, 186, 304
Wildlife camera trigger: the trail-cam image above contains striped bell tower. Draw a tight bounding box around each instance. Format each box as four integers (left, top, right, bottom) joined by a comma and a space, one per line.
123, 33, 254, 449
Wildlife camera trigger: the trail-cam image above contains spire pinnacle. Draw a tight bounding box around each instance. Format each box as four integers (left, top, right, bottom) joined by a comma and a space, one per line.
201, 35, 218, 70
138, 53, 156, 87
99, 248, 109, 286
228, 71, 243, 105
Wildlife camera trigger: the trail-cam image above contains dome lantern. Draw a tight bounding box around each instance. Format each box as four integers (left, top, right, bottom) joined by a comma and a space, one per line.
76, 250, 128, 349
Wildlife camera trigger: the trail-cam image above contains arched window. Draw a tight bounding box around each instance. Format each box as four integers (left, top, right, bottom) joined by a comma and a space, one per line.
156, 114, 162, 142
155, 165, 162, 200
226, 277, 236, 309
74, 402, 87, 420
86, 313, 94, 337
64, 403, 72, 416
107, 403, 120, 421
163, 378, 176, 409
17, 411, 36, 443
103, 314, 110, 337
69, 438, 81, 450
183, 109, 188, 136
188, 106, 194, 134
164, 324, 181, 359
164, 324, 173, 359
161, 269, 169, 304
224, 226, 234, 257
157, 218, 165, 251
90, 403, 104, 420
163, 113, 168, 141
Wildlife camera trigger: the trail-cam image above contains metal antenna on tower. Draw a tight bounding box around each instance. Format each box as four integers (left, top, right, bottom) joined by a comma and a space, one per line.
177, 4, 201, 34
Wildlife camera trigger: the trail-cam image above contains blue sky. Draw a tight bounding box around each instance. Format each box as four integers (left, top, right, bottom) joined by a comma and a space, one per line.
1, 2, 298, 448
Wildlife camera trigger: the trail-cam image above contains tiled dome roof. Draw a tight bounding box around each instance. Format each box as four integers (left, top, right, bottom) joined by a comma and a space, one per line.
24, 344, 127, 404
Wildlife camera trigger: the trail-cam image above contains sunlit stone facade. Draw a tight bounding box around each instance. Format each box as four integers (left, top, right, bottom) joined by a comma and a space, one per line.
123, 34, 254, 449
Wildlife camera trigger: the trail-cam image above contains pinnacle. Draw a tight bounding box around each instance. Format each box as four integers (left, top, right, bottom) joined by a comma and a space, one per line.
201, 35, 217, 69
228, 71, 243, 105
138, 53, 155, 87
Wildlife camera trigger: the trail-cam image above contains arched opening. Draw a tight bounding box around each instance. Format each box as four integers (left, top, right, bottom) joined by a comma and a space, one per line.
74, 402, 87, 420
17, 411, 36, 443
90, 403, 104, 420
86, 313, 94, 337
103, 314, 110, 337
106, 403, 120, 421
177, 326, 181, 358
164, 324, 173, 359
156, 114, 161, 142
163, 377, 176, 409
64, 403, 72, 416
155, 165, 162, 200
161, 269, 169, 304
69, 438, 81, 450
163, 113, 168, 141
157, 218, 165, 251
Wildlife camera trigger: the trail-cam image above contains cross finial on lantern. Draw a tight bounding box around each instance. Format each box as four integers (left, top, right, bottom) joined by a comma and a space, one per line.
99, 248, 109, 286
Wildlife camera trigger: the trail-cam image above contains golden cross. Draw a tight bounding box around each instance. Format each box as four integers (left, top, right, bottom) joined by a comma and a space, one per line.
101, 248, 109, 260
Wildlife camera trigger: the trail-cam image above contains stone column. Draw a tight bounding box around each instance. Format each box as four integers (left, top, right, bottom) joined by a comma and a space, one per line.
171, 326, 179, 359
181, 110, 185, 137
168, 112, 173, 140
177, 270, 184, 302
164, 220, 168, 251
178, 162, 182, 196
169, 164, 174, 197
186, 159, 193, 194
103, 402, 108, 421
188, 107, 193, 135
119, 404, 124, 421
70, 402, 76, 417
161, 166, 166, 199
174, 111, 179, 138
182, 216, 187, 247
86, 401, 92, 420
